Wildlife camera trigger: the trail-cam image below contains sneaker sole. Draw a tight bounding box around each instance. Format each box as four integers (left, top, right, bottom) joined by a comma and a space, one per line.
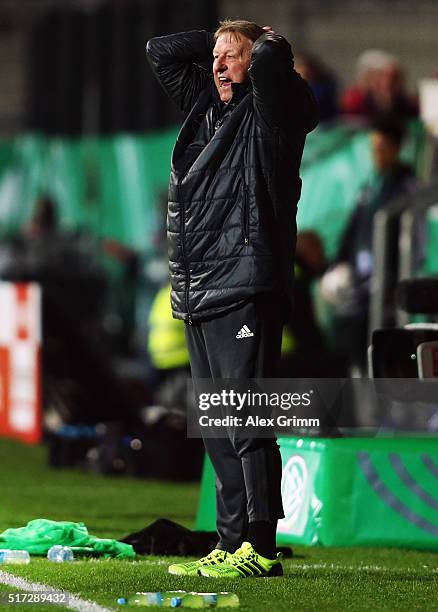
199, 563, 283, 578
168, 567, 199, 576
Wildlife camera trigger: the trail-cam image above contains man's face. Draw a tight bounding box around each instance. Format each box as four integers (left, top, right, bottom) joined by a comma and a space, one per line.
371, 132, 400, 173
213, 33, 252, 103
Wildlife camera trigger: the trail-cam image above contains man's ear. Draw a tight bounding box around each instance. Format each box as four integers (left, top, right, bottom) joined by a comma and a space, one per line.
240, 39, 253, 59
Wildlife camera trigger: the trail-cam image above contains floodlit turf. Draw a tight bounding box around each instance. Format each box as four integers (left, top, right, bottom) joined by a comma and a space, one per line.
1, 438, 438, 611
0, 438, 198, 537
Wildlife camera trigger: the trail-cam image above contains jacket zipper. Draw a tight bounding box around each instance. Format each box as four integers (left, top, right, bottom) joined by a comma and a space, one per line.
242, 185, 250, 246
272, 128, 280, 210
178, 183, 192, 325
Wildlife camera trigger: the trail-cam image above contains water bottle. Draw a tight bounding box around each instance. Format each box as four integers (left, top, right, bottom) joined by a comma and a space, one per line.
215, 593, 239, 608
0, 550, 30, 565
172, 593, 216, 609
47, 545, 74, 562
172, 593, 239, 608
117, 591, 187, 606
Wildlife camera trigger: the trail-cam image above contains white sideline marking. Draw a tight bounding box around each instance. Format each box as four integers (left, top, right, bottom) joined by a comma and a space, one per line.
140, 559, 168, 566
292, 563, 438, 573
0, 570, 113, 612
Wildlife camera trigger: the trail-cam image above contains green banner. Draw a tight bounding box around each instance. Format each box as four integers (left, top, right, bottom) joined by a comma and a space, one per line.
0, 121, 424, 258
196, 436, 438, 549
0, 130, 179, 250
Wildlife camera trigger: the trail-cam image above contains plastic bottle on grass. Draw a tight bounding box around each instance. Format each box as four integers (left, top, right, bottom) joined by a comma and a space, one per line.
117, 591, 187, 606
171, 593, 239, 608
47, 545, 74, 562
213, 593, 239, 608
0, 550, 30, 565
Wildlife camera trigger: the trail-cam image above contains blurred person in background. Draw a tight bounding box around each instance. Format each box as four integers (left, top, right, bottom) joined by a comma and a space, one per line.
22, 195, 58, 239
280, 231, 347, 378
321, 115, 417, 374
295, 52, 339, 123
341, 50, 390, 117
341, 50, 417, 121
100, 238, 141, 355
280, 231, 327, 374
147, 282, 191, 413
0, 196, 129, 425
147, 19, 318, 578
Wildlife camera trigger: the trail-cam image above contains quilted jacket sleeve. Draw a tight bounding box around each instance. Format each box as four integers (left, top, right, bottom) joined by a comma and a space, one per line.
249, 32, 319, 134
146, 31, 214, 113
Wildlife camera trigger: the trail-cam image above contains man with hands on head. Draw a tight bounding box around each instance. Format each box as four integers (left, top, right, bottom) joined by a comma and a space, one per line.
146, 20, 318, 578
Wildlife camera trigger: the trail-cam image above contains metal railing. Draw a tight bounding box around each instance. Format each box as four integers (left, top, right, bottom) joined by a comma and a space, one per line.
369, 177, 438, 337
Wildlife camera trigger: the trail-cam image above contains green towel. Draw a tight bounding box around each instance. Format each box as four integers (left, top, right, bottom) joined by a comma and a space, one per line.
0, 519, 135, 559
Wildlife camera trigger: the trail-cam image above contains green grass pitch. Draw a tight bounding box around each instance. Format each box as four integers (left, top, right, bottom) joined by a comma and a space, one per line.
0, 438, 437, 611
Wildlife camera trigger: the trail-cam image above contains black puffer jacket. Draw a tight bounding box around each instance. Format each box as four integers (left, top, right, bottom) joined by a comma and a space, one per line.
146, 31, 318, 322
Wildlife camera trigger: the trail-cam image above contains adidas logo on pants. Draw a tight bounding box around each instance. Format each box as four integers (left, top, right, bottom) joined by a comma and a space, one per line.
236, 325, 254, 339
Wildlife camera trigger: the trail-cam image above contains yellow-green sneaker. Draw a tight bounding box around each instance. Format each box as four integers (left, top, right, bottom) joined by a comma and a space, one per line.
199, 542, 283, 578
168, 549, 229, 576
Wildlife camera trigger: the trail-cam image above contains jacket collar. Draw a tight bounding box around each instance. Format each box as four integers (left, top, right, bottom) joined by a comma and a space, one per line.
212, 79, 251, 110
230, 80, 251, 102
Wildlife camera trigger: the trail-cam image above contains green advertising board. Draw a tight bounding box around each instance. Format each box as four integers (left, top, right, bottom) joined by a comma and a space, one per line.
196, 436, 438, 549
0, 121, 424, 259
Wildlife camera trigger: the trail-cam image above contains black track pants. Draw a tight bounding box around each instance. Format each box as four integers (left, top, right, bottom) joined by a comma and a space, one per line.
185, 293, 285, 552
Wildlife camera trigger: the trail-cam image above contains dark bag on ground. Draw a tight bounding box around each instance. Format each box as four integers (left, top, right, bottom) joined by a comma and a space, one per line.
120, 519, 218, 556
120, 519, 293, 557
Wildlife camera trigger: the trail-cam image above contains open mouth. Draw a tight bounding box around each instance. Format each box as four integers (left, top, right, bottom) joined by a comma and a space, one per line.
218, 76, 232, 89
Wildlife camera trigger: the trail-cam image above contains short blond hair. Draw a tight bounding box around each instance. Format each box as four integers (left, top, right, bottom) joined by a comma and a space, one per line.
214, 19, 264, 43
